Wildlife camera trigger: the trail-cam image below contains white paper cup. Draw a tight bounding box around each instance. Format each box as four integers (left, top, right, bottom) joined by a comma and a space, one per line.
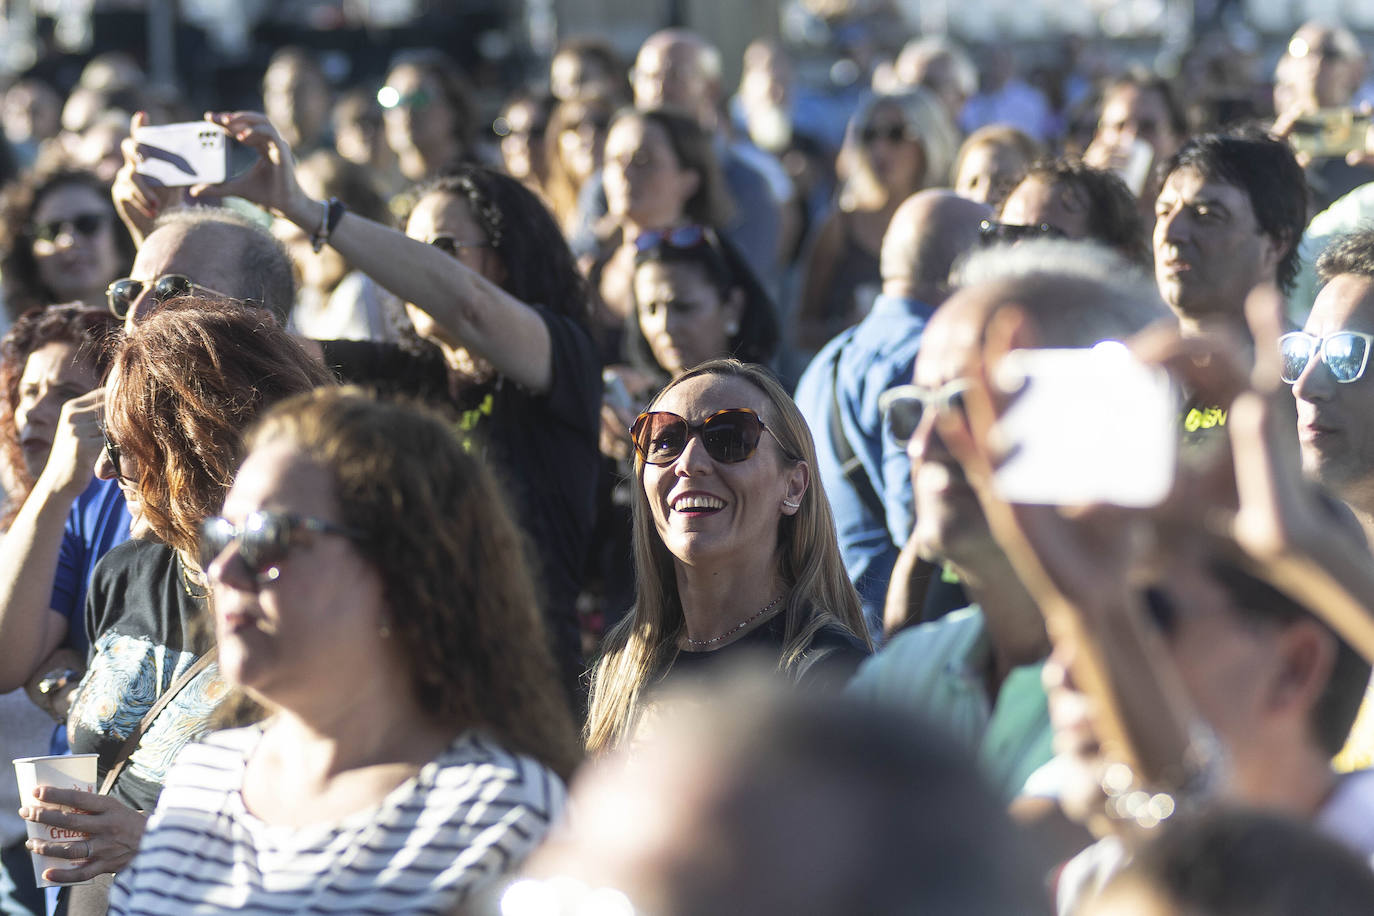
12, 754, 99, 887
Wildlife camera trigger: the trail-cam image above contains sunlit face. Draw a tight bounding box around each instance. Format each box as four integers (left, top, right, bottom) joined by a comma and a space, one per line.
1152, 166, 1282, 322
382, 63, 455, 160
404, 190, 502, 379
632, 39, 710, 115
602, 116, 699, 229
30, 182, 121, 306
1292, 273, 1374, 507
95, 374, 149, 538
641, 373, 806, 570
1094, 85, 1181, 163
634, 260, 741, 376
208, 438, 388, 706
263, 59, 331, 150
550, 50, 617, 104
558, 109, 608, 185
500, 99, 546, 182
907, 296, 995, 566
858, 102, 925, 195
1000, 176, 1090, 239
13, 341, 99, 478
954, 141, 1024, 207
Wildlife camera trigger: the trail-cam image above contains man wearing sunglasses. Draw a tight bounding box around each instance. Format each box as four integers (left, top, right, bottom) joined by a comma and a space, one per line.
850, 241, 1168, 807
796, 190, 989, 638
1291, 230, 1374, 544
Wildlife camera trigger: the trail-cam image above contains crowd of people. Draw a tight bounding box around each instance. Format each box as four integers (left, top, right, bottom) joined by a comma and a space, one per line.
1, 10, 1374, 915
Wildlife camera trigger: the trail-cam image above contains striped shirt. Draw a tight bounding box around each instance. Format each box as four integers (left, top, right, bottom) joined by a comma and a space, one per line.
108, 726, 566, 915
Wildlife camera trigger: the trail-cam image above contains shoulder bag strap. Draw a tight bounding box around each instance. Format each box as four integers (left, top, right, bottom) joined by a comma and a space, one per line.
828, 339, 888, 523
99, 649, 217, 796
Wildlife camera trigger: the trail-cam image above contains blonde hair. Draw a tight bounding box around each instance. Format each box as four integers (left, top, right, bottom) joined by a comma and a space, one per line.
839, 88, 959, 211
584, 359, 868, 753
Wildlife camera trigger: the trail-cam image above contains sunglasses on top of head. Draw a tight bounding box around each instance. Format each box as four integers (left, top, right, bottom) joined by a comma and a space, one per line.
200, 510, 367, 588
1279, 330, 1374, 384
630, 408, 798, 466
106, 274, 247, 320
634, 225, 715, 254
878, 380, 972, 446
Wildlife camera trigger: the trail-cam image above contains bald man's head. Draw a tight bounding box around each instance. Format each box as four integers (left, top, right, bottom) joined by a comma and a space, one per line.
633, 29, 723, 125
880, 189, 992, 305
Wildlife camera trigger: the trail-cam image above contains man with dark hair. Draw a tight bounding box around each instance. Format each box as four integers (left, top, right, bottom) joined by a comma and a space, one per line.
1290, 228, 1374, 545
997, 157, 1150, 267
1089, 70, 1187, 168
1154, 130, 1308, 339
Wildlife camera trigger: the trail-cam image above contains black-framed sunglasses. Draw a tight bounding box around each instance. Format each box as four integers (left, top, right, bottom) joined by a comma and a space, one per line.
860, 123, 908, 145
630, 408, 796, 466
1279, 330, 1374, 385
978, 219, 1068, 246
31, 212, 107, 245
429, 235, 493, 256
200, 510, 367, 588
99, 422, 127, 482
106, 274, 246, 320
878, 380, 972, 445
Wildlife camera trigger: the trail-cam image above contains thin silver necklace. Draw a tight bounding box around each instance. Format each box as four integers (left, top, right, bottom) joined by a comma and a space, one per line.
684, 594, 784, 648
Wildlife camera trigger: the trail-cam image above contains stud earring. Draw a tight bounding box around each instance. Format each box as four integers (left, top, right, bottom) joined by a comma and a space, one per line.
726, 321, 740, 336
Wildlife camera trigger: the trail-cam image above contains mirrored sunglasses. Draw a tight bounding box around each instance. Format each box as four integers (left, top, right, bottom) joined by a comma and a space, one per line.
200, 510, 366, 588
630, 408, 795, 466
1279, 330, 1374, 384
878, 380, 972, 445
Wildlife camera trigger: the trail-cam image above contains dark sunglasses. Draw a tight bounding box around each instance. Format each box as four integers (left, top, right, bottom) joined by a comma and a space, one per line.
978, 219, 1068, 246
200, 510, 366, 587
31, 212, 107, 244
878, 380, 971, 445
429, 235, 493, 256
378, 87, 432, 110
860, 123, 908, 145
1279, 331, 1374, 385
630, 408, 795, 466
634, 225, 712, 254
99, 422, 126, 482
106, 274, 243, 320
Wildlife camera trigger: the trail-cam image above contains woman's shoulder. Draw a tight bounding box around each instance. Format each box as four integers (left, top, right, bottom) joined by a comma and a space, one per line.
791, 615, 872, 688
430, 731, 567, 815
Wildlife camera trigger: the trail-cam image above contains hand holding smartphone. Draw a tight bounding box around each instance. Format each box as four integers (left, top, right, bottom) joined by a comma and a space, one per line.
989, 343, 1178, 508
132, 122, 259, 188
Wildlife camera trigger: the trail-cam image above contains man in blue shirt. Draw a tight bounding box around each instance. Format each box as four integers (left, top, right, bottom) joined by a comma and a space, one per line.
795, 190, 988, 637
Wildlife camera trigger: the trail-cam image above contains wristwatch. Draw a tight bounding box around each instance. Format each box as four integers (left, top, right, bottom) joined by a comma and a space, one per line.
37, 667, 79, 696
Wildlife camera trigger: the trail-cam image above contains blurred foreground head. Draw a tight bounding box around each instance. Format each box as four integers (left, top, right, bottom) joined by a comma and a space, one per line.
513, 668, 1047, 916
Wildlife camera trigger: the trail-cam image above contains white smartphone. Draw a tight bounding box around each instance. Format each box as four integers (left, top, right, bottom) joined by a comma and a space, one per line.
990, 343, 1177, 508
132, 122, 257, 188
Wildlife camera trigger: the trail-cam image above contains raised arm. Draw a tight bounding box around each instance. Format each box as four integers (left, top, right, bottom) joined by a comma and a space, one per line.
199, 111, 554, 393
0, 391, 103, 690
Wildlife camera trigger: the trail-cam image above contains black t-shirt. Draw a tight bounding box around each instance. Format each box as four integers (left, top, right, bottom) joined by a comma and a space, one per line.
323, 309, 602, 688
661, 612, 871, 689
67, 539, 223, 812
460, 309, 601, 685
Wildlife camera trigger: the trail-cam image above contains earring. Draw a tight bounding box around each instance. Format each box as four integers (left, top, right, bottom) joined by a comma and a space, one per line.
379, 624, 392, 639
725, 321, 739, 336
782, 499, 800, 509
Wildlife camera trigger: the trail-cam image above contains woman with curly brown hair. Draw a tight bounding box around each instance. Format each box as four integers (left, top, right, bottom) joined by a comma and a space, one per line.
107, 388, 580, 914
17, 300, 332, 904
0, 169, 133, 322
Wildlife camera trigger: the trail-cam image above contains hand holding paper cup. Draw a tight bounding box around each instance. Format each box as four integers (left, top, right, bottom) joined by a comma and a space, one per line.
12, 754, 98, 887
